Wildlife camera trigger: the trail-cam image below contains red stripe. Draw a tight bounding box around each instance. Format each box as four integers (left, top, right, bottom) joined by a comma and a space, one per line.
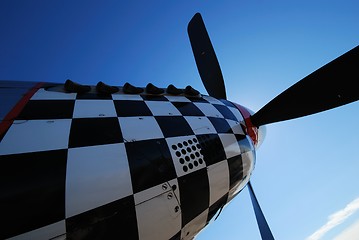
233, 103, 259, 147
0, 82, 44, 136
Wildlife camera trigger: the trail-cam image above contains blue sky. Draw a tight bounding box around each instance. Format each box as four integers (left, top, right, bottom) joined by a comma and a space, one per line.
1, 1, 359, 239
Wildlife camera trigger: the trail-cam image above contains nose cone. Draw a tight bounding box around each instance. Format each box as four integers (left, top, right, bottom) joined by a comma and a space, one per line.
256, 125, 266, 149
232, 103, 266, 149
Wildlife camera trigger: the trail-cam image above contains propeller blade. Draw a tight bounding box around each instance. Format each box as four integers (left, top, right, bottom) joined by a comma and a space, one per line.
251, 45, 359, 126
248, 181, 275, 240
187, 13, 227, 99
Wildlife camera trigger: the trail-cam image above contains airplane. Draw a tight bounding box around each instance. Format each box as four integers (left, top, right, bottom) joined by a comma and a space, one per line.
0, 12, 358, 240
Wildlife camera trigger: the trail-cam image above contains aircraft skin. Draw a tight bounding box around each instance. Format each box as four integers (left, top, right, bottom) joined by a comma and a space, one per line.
2, 11, 357, 240
0, 80, 262, 239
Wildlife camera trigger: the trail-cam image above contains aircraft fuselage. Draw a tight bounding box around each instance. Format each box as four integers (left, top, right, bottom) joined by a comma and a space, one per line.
0, 81, 257, 239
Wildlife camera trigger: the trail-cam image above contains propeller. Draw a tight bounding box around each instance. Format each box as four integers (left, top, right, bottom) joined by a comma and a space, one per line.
187, 12, 359, 240
251, 45, 359, 126
188, 12, 275, 239
248, 181, 275, 240
187, 13, 227, 100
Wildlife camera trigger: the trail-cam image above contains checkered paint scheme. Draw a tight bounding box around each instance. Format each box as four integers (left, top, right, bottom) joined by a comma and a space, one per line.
0, 86, 255, 240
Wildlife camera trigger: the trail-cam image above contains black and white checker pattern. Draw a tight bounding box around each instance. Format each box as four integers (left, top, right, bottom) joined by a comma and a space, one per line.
0, 87, 255, 240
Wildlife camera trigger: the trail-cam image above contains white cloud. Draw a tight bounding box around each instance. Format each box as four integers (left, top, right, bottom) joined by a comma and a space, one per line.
333, 218, 359, 240
306, 197, 359, 240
